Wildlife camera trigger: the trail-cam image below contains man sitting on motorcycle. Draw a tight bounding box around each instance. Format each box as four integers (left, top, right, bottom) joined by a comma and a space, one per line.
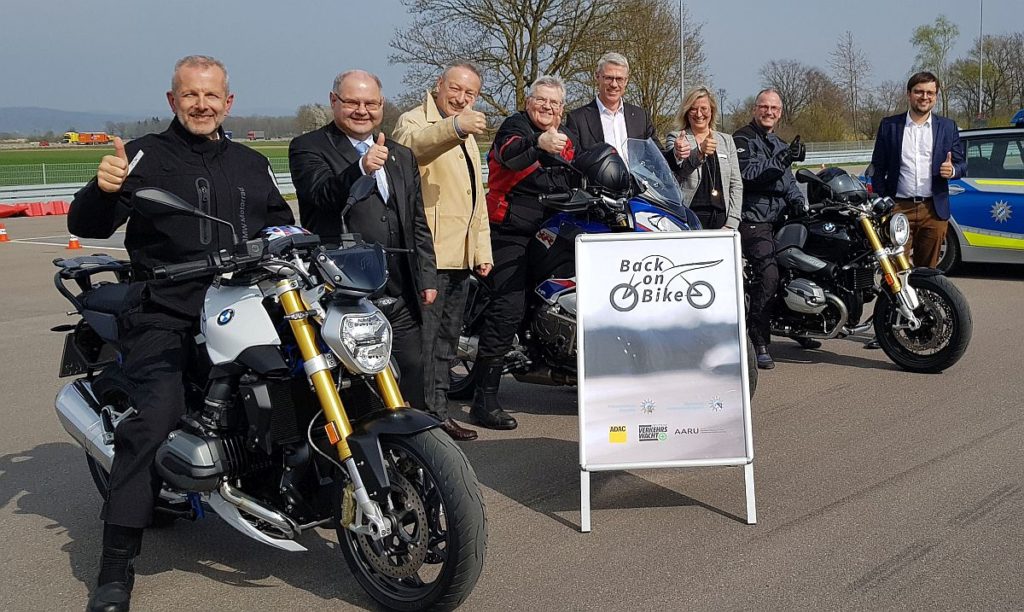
474, 75, 580, 429
67, 56, 294, 612
733, 88, 814, 370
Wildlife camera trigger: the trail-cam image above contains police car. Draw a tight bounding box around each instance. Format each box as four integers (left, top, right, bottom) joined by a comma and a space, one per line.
939, 126, 1024, 273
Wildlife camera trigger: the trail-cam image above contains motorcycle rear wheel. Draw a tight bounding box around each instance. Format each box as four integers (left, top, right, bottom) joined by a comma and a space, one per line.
336, 429, 487, 611
874, 273, 972, 373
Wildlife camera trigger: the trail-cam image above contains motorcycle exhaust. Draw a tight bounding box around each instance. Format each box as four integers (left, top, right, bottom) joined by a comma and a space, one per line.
512, 367, 576, 386
207, 481, 308, 552
55, 382, 114, 472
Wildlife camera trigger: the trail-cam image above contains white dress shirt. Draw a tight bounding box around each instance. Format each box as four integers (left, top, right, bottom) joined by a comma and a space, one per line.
596, 97, 629, 164
350, 135, 390, 202
896, 112, 933, 199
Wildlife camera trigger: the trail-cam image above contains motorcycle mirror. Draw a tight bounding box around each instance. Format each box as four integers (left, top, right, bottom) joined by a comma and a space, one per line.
340, 175, 378, 235
134, 187, 240, 245
795, 168, 825, 185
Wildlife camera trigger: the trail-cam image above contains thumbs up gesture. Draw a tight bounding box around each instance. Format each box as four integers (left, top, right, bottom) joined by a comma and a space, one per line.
537, 126, 567, 155
939, 151, 955, 179
362, 132, 389, 174
97, 137, 129, 193
674, 134, 691, 161
455, 108, 488, 136
700, 132, 717, 158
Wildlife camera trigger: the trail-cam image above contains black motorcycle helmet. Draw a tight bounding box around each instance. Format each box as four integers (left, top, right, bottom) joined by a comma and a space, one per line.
807, 167, 868, 205
572, 143, 632, 198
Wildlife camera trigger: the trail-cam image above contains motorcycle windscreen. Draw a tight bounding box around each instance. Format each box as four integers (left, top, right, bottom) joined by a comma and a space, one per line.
320, 243, 388, 296
626, 138, 688, 217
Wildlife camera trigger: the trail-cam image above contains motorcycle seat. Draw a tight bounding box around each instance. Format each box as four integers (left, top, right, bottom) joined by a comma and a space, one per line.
80, 283, 133, 315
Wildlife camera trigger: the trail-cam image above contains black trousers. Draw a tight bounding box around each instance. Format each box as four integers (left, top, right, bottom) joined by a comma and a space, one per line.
477, 230, 533, 360
103, 307, 193, 529
378, 300, 426, 411
420, 269, 471, 419
739, 222, 779, 348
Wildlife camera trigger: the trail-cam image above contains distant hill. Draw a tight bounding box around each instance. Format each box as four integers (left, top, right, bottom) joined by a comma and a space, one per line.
0, 107, 152, 135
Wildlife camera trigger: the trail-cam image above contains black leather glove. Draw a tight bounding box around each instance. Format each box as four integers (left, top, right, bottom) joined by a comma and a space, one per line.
790, 200, 810, 216
788, 135, 806, 163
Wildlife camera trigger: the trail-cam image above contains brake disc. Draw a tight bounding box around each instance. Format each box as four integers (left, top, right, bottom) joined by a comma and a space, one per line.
354, 472, 428, 578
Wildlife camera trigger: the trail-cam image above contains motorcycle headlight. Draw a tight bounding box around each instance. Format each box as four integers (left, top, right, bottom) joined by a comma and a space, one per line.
323, 309, 392, 374
889, 213, 910, 246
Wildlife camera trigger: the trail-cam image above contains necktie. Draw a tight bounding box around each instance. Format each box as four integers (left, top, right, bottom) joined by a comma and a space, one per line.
356, 140, 390, 202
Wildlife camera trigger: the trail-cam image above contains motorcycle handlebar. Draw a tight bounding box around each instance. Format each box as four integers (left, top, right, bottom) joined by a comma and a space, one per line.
152, 257, 221, 281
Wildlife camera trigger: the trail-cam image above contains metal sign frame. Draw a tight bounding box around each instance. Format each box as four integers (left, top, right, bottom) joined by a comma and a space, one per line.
575, 230, 756, 531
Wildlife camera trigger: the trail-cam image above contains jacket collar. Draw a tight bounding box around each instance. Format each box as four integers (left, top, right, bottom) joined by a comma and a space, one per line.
168, 117, 228, 155
425, 90, 443, 123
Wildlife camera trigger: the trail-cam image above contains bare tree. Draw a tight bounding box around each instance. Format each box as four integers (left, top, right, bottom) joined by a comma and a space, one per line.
390, 0, 618, 116
829, 30, 870, 137
295, 104, 332, 134
911, 15, 959, 113
947, 33, 1023, 124
759, 59, 818, 125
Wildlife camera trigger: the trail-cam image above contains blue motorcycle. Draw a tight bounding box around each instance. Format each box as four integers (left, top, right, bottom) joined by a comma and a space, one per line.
449, 138, 757, 399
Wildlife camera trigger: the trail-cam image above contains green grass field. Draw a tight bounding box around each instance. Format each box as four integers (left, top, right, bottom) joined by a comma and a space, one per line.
0, 141, 292, 166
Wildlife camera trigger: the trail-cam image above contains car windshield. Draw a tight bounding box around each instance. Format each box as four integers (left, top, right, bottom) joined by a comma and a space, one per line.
626, 138, 686, 215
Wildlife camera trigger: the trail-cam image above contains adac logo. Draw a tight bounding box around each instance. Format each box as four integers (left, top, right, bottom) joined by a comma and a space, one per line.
609, 256, 722, 312
638, 424, 668, 442
608, 425, 627, 444
217, 309, 234, 326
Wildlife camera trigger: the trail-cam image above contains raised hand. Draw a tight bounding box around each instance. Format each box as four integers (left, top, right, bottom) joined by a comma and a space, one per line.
456, 109, 488, 135
362, 132, 389, 174
700, 133, 717, 158
537, 126, 568, 155
96, 137, 129, 193
939, 152, 955, 179
674, 135, 691, 161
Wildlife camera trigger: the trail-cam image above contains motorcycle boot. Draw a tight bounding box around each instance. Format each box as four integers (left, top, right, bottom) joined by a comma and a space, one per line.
87, 524, 142, 612
795, 337, 822, 349
755, 345, 776, 370
470, 357, 518, 430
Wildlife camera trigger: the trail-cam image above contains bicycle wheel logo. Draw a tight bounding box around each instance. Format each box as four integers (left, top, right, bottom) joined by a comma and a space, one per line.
609, 256, 721, 312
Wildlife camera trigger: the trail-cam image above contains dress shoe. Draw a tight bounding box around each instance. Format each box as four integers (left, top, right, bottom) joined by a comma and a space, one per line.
755, 345, 775, 369
439, 418, 478, 441
86, 582, 131, 612
796, 337, 822, 349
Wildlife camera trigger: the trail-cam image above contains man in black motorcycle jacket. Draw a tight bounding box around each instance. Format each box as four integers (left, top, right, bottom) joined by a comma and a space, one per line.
67, 55, 294, 612
474, 75, 579, 430
733, 88, 811, 370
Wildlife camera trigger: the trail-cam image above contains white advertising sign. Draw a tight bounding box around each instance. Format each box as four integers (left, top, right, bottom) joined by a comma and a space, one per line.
577, 230, 753, 471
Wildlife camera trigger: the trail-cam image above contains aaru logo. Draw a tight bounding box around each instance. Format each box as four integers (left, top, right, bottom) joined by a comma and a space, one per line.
609, 255, 722, 312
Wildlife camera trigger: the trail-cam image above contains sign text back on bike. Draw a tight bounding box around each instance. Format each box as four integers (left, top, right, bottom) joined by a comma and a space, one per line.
576, 230, 753, 471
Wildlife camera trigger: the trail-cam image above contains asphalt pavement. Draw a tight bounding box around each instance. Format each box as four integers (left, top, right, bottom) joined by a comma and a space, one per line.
1, 213, 1022, 611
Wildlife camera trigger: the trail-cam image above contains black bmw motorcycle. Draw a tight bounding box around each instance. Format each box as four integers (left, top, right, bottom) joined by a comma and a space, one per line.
765, 167, 972, 372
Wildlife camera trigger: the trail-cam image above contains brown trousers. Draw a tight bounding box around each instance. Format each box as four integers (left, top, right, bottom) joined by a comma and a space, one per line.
895, 198, 947, 268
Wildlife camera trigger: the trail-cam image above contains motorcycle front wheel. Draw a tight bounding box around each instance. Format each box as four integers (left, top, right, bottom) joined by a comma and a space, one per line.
874, 272, 972, 373
336, 429, 487, 611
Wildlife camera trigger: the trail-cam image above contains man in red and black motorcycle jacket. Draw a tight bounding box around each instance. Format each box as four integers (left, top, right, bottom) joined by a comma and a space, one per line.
472, 75, 579, 431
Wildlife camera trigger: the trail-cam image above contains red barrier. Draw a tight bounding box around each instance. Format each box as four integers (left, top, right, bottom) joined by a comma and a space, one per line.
0, 204, 30, 218
24, 200, 71, 217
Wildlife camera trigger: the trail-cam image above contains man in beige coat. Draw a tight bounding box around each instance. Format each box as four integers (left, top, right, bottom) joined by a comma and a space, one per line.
393, 63, 492, 441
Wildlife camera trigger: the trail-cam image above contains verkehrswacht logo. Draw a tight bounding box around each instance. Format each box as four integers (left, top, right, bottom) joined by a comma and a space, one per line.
638, 424, 668, 442
610, 256, 722, 312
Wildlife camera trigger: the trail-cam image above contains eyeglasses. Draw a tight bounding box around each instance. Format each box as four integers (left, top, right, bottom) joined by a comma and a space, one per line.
756, 104, 782, 112
599, 75, 627, 84
530, 97, 563, 109
910, 89, 937, 98
688, 107, 712, 116
332, 94, 383, 112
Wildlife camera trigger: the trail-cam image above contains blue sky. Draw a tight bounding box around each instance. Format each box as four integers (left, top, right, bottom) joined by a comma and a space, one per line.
1, 0, 1017, 116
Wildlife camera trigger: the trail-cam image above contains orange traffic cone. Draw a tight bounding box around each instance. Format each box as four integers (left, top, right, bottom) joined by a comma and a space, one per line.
67, 236, 82, 250
0, 223, 9, 243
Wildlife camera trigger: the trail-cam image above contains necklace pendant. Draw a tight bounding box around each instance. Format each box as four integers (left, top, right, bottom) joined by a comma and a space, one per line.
711, 189, 719, 197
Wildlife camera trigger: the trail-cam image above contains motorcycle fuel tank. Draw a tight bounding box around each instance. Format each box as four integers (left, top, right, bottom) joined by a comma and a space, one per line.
201, 284, 281, 365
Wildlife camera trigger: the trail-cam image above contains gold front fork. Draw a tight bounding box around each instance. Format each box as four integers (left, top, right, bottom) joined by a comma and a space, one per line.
858, 215, 903, 294
277, 280, 355, 460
